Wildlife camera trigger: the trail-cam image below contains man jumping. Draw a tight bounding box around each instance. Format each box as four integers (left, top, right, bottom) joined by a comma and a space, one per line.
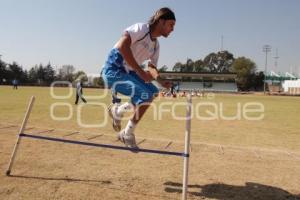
101, 7, 176, 149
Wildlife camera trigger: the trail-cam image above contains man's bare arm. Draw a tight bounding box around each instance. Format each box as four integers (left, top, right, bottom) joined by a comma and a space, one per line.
148, 63, 172, 88
115, 33, 153, 82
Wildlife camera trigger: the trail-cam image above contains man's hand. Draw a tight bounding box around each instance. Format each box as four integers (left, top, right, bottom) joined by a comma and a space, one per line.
148, 63, 159, 79
147, 63, 172, 88
140, 71, 154, 83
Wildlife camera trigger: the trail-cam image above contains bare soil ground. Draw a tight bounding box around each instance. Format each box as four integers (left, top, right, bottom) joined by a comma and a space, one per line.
1, 125, 299, 200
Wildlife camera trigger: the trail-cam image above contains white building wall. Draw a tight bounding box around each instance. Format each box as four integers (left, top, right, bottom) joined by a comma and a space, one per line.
179, 82, 238, 92
282, 79, 300, 92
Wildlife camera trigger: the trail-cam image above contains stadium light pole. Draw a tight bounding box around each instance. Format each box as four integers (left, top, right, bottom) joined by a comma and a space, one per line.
263, 45, 271, 94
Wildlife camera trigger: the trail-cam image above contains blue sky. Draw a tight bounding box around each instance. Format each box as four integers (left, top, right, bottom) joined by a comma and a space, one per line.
1, 0, 299, 75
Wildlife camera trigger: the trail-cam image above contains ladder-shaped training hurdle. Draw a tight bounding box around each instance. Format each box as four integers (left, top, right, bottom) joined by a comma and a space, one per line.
6, 96, 192, 200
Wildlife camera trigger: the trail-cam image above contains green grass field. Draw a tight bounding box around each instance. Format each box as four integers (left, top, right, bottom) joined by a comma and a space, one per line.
1, 85, 300, 200
1, 85, 299, 152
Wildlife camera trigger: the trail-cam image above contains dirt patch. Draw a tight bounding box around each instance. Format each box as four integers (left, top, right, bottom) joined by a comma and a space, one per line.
1, 126, 299, 200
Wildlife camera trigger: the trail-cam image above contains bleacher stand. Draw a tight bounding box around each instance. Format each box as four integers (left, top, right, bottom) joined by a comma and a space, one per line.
178, 82, 238, 93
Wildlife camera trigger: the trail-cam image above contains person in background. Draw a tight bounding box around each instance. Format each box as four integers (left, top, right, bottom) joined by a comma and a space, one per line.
12, 78, 18, 89
75, 80, 87, 105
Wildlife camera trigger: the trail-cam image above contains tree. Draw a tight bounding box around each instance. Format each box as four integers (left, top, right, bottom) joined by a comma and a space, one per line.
25, 63, 55, 85
203, 52, 218, 72
185, 58, 194, 72
194, 59, 205, 72
58, 65, 75, 82
230, 57, 256, 90
252, 71, 265, 91
0, 60, 8, 84
7, 62, 25, 83
93, 77, 105, 87
172, 59, 194, 73
73, 71, 88, 82
44, 63, 55, 84
203, 51, 234, 73
28, 66, 38, 84
172, 62, 183, 72
21, 70, 29, 84
36, 64, 46, 85
158, 65, 168, 72
217, 51, 234, 72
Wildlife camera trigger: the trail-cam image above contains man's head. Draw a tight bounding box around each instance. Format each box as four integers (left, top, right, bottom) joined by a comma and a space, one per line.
149, 7, 176, 38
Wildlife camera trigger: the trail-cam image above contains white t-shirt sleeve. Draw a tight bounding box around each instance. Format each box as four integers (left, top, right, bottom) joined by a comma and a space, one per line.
124, 23, 148, 44
76, 83, 81, 95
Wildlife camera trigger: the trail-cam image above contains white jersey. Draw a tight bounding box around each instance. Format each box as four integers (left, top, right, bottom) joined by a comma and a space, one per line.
76, 82, 82, 96
114, 23, 160, 72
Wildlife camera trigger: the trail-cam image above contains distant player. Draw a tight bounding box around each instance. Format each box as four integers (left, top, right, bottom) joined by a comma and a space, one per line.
101, 7, 176, 149
75, 80, 87, 105
12, 78, 18, 89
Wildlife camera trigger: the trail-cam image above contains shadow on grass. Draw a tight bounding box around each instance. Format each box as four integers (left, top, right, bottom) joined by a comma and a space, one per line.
7, 174, 176, 199
164, 181, 300, 200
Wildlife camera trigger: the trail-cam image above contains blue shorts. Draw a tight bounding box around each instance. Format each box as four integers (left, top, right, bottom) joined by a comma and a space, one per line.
101, 48, 159, 105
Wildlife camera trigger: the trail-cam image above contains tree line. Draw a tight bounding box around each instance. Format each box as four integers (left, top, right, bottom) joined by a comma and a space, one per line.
158, 50, 264, 91
0, 60, 105, 87
0, 50, 265, 91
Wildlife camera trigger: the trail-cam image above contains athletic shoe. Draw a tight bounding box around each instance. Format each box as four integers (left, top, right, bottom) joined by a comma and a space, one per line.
108, 104, 122, 132
118, 129, 139, 150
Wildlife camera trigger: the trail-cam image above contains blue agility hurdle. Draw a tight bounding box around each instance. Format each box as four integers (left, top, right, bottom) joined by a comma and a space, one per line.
6, 95, 192, 200
18, 133, 188, 157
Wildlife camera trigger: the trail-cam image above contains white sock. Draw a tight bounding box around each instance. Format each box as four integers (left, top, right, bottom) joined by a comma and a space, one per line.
124, 120, 136, 135
117, 102, 133, 116
113, 103, 121, 119
114, 103, 121, 111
